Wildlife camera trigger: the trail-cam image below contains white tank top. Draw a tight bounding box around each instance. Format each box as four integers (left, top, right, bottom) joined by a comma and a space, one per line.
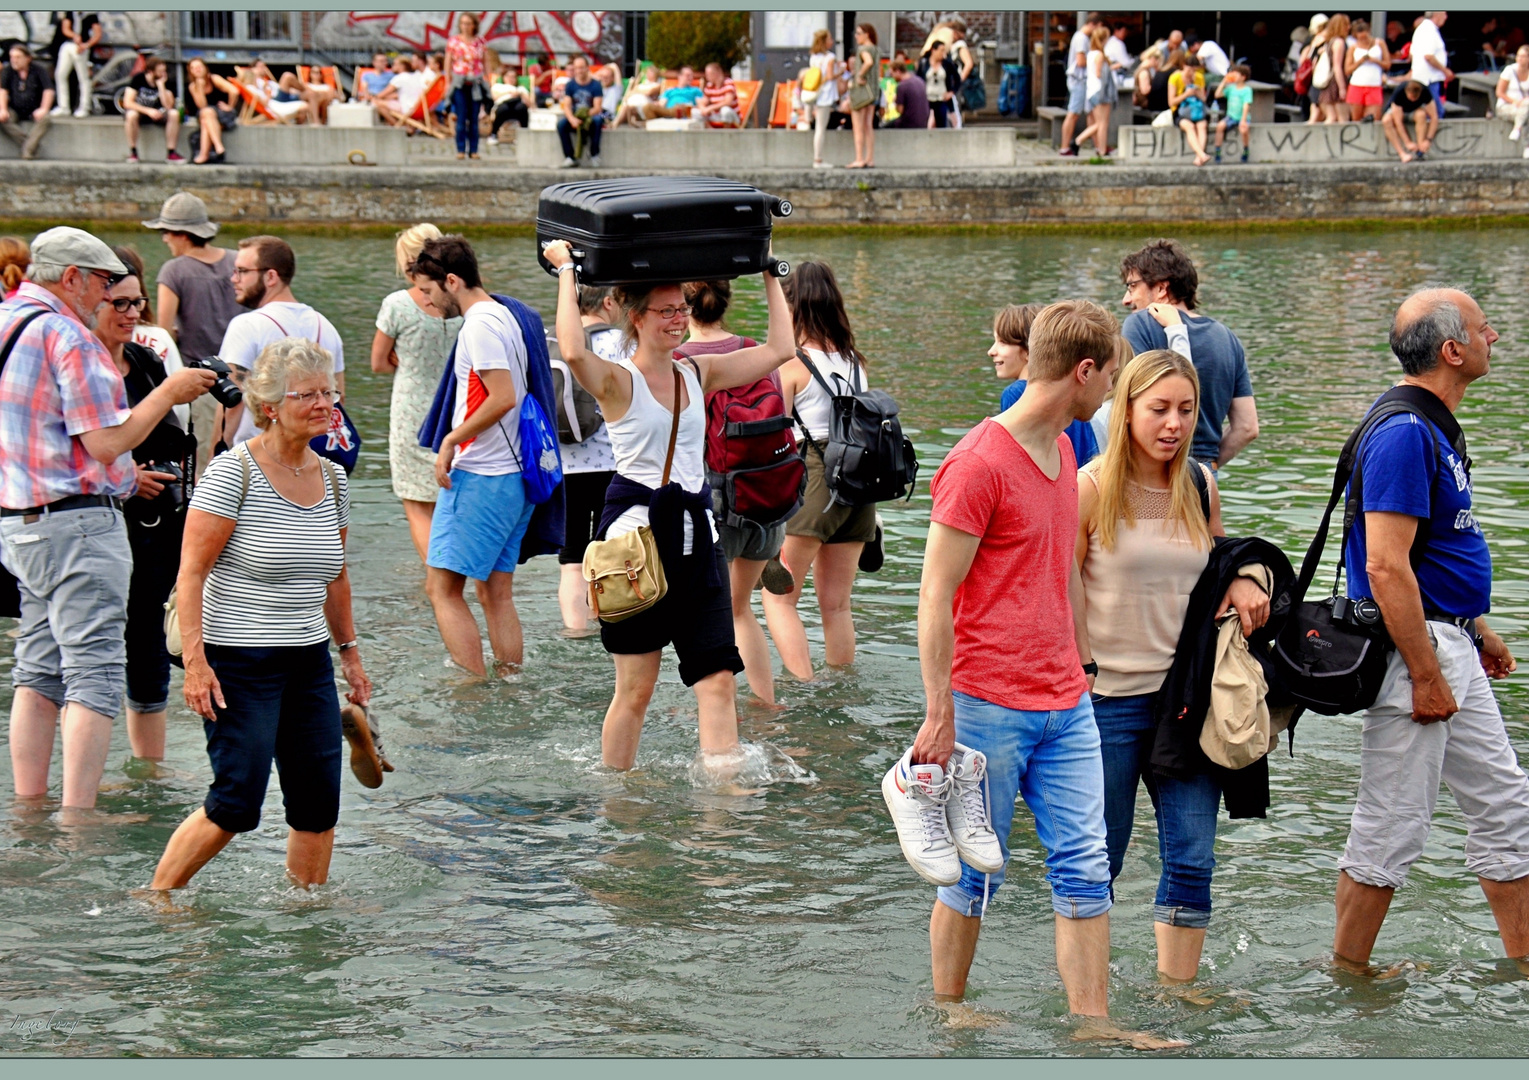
792, 348, 865, 444
1086, 49, 1106, 97
1501, 66, 1529, 104
1350, 42, 1384, 87
605, 357, 716, 553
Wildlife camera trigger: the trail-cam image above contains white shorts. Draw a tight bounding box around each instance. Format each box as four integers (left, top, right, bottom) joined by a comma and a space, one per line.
1338, 621, 1529, 889
267, 98, 307, 119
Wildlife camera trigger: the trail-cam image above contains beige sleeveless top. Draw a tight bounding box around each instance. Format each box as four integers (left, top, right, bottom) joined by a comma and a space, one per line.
1080, 461, 1212, 697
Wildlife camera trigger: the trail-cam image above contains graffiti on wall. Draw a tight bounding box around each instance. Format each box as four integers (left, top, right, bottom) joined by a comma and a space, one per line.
314, 11, 622, 63
1120, 120, 1502, 163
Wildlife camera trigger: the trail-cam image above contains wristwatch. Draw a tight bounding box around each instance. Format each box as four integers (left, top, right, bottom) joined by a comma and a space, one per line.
337, 639, 359, 652
1081, 660, 1099, 676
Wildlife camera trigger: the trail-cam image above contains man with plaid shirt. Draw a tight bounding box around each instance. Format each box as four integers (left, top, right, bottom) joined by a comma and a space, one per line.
0, 227, 213, 814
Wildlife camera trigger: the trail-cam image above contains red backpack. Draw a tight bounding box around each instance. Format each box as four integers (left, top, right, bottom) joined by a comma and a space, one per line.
677, 349, 806, 533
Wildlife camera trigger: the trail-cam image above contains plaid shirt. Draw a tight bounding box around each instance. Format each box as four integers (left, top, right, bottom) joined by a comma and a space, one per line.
0, 282, 135, 509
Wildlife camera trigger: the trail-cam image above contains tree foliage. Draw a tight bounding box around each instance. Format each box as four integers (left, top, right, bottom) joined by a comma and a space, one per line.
646, 11, 752, 71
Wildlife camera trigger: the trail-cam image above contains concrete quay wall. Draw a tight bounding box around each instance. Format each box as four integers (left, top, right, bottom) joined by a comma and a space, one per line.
3, 160, 1528, 228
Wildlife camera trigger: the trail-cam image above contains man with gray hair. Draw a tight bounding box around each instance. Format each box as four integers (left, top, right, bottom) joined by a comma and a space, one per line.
0, 227, 214, 814
1333, 287, 1529, 969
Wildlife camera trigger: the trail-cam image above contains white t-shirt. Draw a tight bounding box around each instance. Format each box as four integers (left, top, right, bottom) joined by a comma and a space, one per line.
1105, 35, 1134, 88
189, 445, 349, 648
1067, 30, 1091, 79
132, 323, 190, 429
1350, 42, 1385, 87
808, 50, 839, 109
1411, 19, 1448, 85
559, 324, 625, 474
219, 301, 346, 375
1499, 65, 1529, 104
1197, 40, 1230, 77
450, 300, 528, 476
1086, 50, 1106, 98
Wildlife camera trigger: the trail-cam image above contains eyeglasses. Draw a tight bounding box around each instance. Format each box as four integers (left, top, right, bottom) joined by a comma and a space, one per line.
284, 389, 339, 406
89, 270, 122, 287
651, 304, 693, 320
231, 266, 264, 278
1123, 278, 1146, 290
107, 296, 149, 314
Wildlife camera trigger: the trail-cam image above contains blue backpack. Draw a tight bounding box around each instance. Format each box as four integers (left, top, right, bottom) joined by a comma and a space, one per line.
509, 393, 563, 505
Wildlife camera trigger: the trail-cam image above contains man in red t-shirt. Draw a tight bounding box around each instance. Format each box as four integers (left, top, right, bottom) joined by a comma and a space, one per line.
698, 62, 741, 126
906, 300, 1178, 1045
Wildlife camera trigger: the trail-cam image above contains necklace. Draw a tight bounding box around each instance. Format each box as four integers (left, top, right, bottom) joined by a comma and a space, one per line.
257, 435, 309, 476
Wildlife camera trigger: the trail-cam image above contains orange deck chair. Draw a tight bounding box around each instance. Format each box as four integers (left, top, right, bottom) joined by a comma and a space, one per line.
401, 74, 450, 138
767, 80, 798, 127
230, 67, 285, 124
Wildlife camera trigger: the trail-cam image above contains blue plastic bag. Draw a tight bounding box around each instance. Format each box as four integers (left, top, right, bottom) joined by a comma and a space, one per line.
515, 392, 563, 504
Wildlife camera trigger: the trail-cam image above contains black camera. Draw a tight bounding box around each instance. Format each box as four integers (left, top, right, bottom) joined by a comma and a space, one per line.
186, 354, 244, 409
154, 460, 186, 509
1332, 595, 1383, 629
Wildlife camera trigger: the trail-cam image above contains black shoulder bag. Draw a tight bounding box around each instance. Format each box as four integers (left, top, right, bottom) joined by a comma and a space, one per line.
1272, 385, 1468, 715
0, 306, 53, 618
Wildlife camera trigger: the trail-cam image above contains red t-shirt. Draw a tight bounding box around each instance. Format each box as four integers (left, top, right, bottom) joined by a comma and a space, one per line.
703, 78, 738, 108
929, 419, 1087, 712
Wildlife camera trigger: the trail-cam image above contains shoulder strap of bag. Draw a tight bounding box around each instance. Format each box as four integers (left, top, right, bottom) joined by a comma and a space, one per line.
236, 442, 253, 512
661, 365, 683, 486
0, 307, 52, 375
1188, 457, 1211, 522
795, 347, 839, 400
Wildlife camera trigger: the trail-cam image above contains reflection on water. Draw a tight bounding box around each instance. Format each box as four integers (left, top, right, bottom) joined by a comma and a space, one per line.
2, 228, 1529, 1055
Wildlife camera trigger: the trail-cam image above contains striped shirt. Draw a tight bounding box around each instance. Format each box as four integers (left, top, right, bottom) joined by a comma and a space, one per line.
0, 283, 135, 509
189, 445, 350, 647
702, 77, 737, 109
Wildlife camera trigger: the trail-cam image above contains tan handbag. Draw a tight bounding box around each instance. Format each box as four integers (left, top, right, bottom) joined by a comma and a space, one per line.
582, 368, 682, 623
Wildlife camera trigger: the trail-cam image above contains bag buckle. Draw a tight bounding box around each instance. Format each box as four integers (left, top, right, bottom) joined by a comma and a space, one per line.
624, 559, 639, 582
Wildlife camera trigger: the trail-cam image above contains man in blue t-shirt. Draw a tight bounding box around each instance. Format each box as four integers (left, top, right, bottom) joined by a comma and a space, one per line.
1119, 240, 1259, 472
557, 55, 605, 168
1331, 287, 1529, 972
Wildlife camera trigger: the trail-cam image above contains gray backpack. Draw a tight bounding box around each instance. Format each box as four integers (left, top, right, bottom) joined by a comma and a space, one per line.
547, 322, 609, 445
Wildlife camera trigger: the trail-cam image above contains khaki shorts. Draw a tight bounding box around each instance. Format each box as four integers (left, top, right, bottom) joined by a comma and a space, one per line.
785, 447, 878, 545
1338, 621, 1529, 889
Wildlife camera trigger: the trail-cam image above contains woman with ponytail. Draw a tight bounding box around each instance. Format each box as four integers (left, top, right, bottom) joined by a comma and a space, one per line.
1074, 347, 1269, 985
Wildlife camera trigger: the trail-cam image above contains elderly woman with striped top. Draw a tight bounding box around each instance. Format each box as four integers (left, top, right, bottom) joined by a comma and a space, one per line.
150, 338, 376, 892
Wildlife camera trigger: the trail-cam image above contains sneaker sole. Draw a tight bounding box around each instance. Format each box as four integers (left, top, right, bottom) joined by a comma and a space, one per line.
950, 834, 1005, 874
881, 770, 961, 886
760, 558, 794, 595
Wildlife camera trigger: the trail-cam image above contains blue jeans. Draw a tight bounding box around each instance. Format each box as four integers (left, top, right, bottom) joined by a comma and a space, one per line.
937, 690, 1112, 920
452, 86, 480, 155
557, 113, 604, 160
1093, 691, 1221, 927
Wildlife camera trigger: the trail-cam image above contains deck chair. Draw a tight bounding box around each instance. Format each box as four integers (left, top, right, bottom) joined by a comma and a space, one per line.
298, 65, 345, 100
352, 66, 377, 101
729, 79, 762, 127
767, 80, 798, 128
230, 67, 286, 124
400, 74, 449, 138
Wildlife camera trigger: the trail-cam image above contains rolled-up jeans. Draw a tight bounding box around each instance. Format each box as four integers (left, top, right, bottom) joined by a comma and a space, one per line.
937, 690, 1113, 920
1093, 691, 1221, 928
1, 504, 130, 718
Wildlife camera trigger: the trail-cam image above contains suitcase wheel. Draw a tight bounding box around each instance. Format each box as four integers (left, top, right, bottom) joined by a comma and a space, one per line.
774, 198, 794, 218
771, 259, 791, 279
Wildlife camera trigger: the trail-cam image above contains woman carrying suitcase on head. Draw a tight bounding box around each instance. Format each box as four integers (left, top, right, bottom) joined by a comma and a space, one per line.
541, 240, 796, 773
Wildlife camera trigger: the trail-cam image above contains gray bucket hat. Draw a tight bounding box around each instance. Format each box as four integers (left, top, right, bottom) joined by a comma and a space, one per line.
141, 191, 220, 239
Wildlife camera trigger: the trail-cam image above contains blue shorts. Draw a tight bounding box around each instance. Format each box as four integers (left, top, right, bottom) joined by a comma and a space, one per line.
1067, 75, 1087, 115
427, 468, 534, 581
936, 690, 1112, 920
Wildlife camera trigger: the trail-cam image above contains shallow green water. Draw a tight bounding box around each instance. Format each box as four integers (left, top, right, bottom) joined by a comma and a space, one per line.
4, 227, 1529, 1056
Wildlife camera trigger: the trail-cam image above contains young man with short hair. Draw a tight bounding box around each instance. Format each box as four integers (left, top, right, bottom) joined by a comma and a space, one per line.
219, 236, 346, 399
123, 58, 183, 164
890, 59, 930, 129
894, 300, 1179, 1047
642, 66, 703, 122
698, 62, 740, 126
358, 53, 395, 102
1059, 13, 1101, 156
0, 45, 56, 160
557, 55, 605, 168
409, 236, 536, 677
1382, 80, 1440, 163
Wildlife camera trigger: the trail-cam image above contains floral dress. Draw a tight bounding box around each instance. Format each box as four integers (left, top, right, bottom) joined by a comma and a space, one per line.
375, 289, 463, 503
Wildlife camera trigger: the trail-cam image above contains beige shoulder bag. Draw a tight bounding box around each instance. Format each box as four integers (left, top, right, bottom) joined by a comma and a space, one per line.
581, 367, 682, 624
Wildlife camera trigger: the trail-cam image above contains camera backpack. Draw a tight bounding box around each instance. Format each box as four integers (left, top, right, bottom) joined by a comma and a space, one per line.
791, 348, 918, 508
1272, 385, 1469, 715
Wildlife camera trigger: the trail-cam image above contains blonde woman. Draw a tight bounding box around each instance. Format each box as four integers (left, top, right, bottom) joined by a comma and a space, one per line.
1075, 348, 1268, 983
371, 223, 463, 561
151, 338, 372, 892
1076, 24, 1115, 156
806, 28, 841, 167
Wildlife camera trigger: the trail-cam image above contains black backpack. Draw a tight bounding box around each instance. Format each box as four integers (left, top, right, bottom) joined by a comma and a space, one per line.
792, 348, 918, 507
1272, 385, 1468, 716
547, 322, 611, 444
0, 306, 50, 619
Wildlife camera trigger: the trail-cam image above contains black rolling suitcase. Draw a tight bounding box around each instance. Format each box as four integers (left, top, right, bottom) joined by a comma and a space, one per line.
537, 176, 793, 286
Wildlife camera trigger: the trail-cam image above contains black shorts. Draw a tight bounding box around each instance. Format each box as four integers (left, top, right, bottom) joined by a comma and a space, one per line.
560, 470, 615, 564
599, 546, 745, 686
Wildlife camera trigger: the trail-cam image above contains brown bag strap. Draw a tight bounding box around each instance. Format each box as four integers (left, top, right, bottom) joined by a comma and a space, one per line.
660, 365, 683, 487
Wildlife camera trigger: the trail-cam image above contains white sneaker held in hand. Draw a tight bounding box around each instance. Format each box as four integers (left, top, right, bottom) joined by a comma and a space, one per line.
882, 749, 961, 885
946, 742, 1004, 873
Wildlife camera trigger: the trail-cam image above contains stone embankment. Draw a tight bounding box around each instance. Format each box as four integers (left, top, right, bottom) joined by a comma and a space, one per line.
3, 157, 1526, 230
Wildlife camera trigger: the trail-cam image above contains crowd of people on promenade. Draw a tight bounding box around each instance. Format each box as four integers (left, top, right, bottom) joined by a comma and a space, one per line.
1, 201, 1527, 1043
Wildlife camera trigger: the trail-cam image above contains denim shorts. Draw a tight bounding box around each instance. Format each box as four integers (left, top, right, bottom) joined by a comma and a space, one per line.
427, 468, 534, 580
1066, 74, 1088, 114
1093, 691, 1221, 928
1, 505, 131, 718
201, 641, 342, 834
937, 690, 1112, 920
